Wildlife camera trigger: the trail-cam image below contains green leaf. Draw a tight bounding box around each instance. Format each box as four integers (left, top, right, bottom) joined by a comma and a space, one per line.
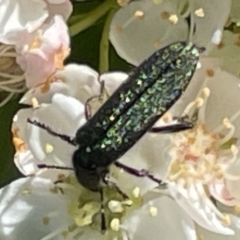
0, 97, 23, 188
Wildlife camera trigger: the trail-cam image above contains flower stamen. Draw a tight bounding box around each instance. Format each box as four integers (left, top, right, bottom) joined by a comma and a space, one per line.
218, 118, 235, 145
110, 218, 120, 231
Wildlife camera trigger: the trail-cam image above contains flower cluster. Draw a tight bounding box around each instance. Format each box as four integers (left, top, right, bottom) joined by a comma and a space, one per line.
0, 0, 72, 106
1, 0, 240, 240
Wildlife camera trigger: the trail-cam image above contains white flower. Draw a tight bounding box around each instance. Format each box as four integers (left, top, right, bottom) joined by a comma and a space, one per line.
0, 176, 200, 239
110, 0, 231, 65
7, 59, 201, 238
0, 0, 72, 106
7, 60, 240, 238
151, 58, 240, 235
0, 0, 72, 45
12, 64, 129, 178
0, 177, 104, 239
16, 15, 70, 88
20, 63, 127, 106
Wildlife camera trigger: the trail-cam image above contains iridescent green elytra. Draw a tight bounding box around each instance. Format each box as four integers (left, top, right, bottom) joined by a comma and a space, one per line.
73, 41, 200, 191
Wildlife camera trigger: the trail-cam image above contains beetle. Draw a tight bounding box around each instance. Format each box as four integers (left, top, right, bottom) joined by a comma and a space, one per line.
27, 41, 200, 230
72, 41, 199, 190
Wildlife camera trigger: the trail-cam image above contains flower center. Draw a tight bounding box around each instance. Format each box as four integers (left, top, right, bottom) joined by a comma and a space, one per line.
165, 88, 239, 186
52, 175, 141, 237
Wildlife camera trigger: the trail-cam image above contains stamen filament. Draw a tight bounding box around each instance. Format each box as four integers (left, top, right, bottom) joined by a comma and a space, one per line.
0, 72, 24, 79
182, 102, 196, 116
229, 109, 240, 123
219, 126, 235, 146
224, 172, 240, 181
1, 52, 17, 57
0, 92, 14, 107
0, 85, 26, 93
0, 45, 14, 56
198, 88, 210, 122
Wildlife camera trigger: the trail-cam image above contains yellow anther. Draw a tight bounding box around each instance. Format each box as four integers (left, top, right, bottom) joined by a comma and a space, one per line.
169, 14, 178, 24
222, 214, 231, 226
231, 145, 238, 155
108, 200, 124, 213
122, 199, 133, 206
162, 112, 173, 123
110, 218, 120, 231
149, 206, 158, 216
194, 8, 205, 17
45, 143, 54, 153
234, 205, 240, 214
132, 187, 140, 198
202, 87, 210, 98
134, 10, 144, 19
117, 0, 128, 7
21, 188, 31, 195
222, 118, 232, 129
31, 97, 39, 108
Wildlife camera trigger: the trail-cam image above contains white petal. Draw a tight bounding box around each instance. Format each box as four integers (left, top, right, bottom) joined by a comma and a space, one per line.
0, 177, 72, 240
208, 180, 240, 206
168, 182, 234, 235
110, 132, 170, 195
197, 215, 240, 240
100, 72, 128, 95
167, 57, 220, 116
20, 64, 100, 105
192, 0, 231, 52
168, 59, 240, 135
13, 108, 34, 141
55, 64, 100, 103
210, 31, 240, 77
14, 150, 38, 176
52, 93, 86, 123
110, 0, 188, 65
20, 81, 71, 105
26, 94, 84, 176
225, 179, 240, 203
203, 68, 240, 134
121, 193, 196, 240
0, 0, 48, 44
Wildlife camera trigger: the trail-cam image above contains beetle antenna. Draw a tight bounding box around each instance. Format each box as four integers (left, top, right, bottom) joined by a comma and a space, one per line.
27, 118, 76, 146
37, 164, 74, 170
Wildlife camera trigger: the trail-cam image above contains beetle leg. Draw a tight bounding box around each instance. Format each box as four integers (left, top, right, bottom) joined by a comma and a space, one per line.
149, 121, 193, 133
99, 187, 106, 233
102, 170, 129, 199
114, 161, 164, 185
149, 115, 193, 134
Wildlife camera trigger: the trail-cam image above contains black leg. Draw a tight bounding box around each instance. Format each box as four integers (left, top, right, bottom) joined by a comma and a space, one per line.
114, 161, 164, 185
149, 121, 193, 133
27, 119, 76, 146
102, 171, 129, 199
99, 187, 106, 233
149, 115, 193, 134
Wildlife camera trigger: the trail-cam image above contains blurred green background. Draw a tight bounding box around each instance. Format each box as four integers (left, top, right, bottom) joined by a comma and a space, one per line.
0, 0, 131, 188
